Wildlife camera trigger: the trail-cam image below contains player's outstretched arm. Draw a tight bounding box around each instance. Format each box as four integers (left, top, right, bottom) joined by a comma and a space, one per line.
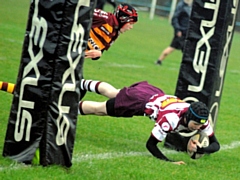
85, 50, 102, 59
146, 135, 185, 164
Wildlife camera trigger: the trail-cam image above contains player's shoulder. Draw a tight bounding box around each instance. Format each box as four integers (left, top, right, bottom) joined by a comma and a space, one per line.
93, 9, 112, 21
201, 120, 214, 136
161, 112, 181, 130
161, 95, 189, 106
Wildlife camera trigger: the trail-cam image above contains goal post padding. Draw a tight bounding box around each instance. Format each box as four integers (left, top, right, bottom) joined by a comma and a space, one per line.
3, 0, 96, 167
165, 0, 239, 149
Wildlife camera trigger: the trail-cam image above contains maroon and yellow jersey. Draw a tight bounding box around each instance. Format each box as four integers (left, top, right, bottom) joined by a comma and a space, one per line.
87, 9, 119, 52
0, 81, 15, 94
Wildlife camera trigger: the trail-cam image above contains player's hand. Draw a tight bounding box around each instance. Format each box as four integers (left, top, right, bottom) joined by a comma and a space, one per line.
188, 139, 200, 152
177, 31, 182, 37
171, 161, 186, 165
85, 50, 102, 58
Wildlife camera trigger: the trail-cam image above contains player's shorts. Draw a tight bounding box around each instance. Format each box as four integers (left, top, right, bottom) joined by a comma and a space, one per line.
106, 98, 116, 116
170, 35, 185, 50
106, 81, 165, 117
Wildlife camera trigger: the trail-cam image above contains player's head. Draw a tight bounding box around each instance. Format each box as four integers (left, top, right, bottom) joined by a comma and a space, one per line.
114, 3, 138, 29
186, 101, 209, 126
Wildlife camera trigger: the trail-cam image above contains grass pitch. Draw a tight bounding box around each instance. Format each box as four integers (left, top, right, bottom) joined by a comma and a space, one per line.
0, 1, 240, 180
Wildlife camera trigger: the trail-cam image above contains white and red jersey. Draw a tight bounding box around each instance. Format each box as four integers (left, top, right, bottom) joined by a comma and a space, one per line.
144, 94, 214, 142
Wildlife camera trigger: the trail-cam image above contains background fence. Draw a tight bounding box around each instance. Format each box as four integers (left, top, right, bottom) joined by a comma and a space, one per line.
115, 0, 240, 31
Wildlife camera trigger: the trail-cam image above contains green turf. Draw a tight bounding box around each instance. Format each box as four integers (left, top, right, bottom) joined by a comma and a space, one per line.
0, 1, 240, 180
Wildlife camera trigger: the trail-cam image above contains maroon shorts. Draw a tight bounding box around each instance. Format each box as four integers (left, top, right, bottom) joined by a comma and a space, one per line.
106, 81, 165, 117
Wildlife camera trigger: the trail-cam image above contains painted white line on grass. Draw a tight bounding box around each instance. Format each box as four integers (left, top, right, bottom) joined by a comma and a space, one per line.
0, 57, 7, 60
228, 70, 240, 74
105, 63, 144, 68
220, 141, 240, 150
0, 163, 29, 171
0, 141, 240, 171
72, 141, 240, 163
72, 149, 175, 162
3, 38, 23, 44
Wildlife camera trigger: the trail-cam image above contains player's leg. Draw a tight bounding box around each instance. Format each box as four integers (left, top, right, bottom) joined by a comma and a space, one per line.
158, 46, 175, 61
80, 79, 119, 98
156, 35, 178, 65
98, 81, 120, 98
78, 100, 108, 115
78, 98, 116, 116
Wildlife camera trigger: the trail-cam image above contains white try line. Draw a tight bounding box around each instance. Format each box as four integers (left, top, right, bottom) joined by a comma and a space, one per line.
220, 141, 240, 150
0, 141, 240, 171
0, 57, 7, 61
2, 38, 23, 45
72, 141, 240, 163
105, 62, 144, 68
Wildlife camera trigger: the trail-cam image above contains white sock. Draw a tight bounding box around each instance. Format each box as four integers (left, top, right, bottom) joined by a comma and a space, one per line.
80, 79, 101, 94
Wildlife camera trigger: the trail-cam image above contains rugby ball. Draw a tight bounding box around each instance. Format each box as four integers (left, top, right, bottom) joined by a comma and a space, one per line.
187, 131, 209, 159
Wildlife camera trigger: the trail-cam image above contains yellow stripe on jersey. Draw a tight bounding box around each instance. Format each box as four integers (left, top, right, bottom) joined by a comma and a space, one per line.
101, 23, 114, 43
7, 83, 15, 94
161, 97, 184, 108
0, 81, 15, 94
93, 23, 113, 43
88, 30, 105, 50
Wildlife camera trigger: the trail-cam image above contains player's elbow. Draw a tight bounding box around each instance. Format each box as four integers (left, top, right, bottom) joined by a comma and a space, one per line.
212, 141, 220, 153
146, 135, 159, 150
146, 141, 151, 150
215, 142, 220, 152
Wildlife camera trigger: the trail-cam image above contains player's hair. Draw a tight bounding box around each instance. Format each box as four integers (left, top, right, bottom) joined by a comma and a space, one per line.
186, 101, 209, 124
114, 3, 138, 29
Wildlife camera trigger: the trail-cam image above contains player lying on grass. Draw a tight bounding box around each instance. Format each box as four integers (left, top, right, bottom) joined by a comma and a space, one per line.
0, 80, 220, 165
78, 80, 220, 165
